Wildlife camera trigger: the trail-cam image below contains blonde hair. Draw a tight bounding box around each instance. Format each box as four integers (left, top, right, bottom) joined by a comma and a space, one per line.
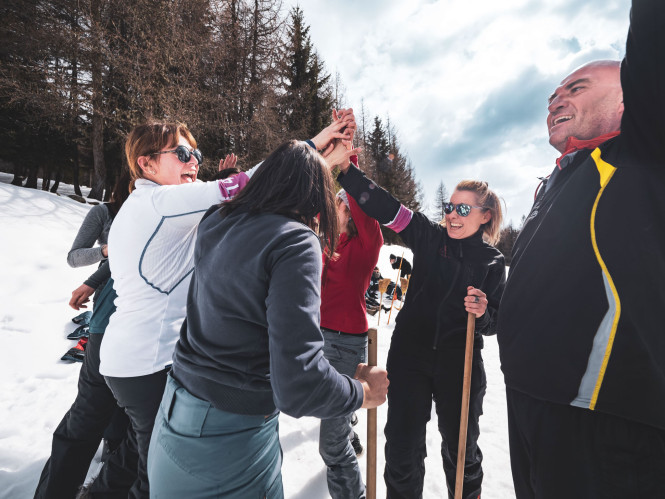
124, 122, 197, 190
454, 180, 503, 245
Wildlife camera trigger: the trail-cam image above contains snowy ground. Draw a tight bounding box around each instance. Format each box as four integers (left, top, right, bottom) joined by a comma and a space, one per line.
0, 174, 515, 498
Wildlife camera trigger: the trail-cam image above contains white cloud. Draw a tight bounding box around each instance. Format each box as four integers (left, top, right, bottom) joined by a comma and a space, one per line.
284, 0, 631, 222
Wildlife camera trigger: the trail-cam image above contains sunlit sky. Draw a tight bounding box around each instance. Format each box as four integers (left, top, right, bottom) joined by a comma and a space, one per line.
285, 0, 632, 224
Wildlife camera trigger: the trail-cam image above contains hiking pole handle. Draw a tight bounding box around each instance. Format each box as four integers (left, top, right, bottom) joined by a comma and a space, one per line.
367, 328, 378, 499
454, 313, 476, 499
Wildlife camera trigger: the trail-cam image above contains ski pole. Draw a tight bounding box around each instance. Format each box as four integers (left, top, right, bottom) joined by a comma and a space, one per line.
367, 327, 378, 499
454, 313, 476, 499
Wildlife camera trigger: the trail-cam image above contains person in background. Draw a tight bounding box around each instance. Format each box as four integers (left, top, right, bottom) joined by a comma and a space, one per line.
147, 140, 388, 498
97, 116, 355, 499
365, 267, 383, 313
497, 2, 665, 497
317, 137, 383, 498
61, 171, 131, 362
35, 173, 134, 499
329, 141, 505, 499
389, 254, 411, 278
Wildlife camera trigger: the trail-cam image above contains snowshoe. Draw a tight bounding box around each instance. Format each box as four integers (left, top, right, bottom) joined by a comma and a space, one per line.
61, 337, 88, 362
67, 325, 90, 340
71, 310, 92, 326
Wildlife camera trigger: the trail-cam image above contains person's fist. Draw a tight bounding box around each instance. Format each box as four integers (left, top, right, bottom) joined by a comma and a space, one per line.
355, 363, 389, 409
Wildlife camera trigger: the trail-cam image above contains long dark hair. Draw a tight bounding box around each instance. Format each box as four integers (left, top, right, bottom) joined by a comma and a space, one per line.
220, 140, 339, 255
107, 168, 131, 216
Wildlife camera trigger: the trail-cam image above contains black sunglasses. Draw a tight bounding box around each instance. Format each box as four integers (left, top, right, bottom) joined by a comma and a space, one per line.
443, 202, 485, 217
152, 145, 203, 165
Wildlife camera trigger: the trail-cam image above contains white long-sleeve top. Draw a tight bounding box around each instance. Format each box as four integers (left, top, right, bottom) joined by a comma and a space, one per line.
100, 174, 251, 377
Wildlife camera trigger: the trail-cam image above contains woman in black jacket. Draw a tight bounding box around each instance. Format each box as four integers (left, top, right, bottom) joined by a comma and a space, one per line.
333, 154, 505, 499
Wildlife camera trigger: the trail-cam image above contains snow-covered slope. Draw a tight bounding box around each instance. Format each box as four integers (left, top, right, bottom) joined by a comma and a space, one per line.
0, 178, 514, 498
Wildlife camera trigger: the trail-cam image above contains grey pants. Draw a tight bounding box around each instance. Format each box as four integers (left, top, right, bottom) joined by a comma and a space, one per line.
147, 374, 283, 498
319, 329, 368, 499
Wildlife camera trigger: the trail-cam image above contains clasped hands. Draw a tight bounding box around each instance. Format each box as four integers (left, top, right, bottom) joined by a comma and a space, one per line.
310, 109, 362, 171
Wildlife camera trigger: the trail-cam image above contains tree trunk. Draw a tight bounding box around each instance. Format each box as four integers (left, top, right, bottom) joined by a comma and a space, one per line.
72, 146, 82, 196
41, 166, 51, 191
25, 165, 38, 188
10, 164, 24, 186
50, 169, 62, 193
88, 108, 105, 200
87, 0, 105, 201
70, 4, 82, 198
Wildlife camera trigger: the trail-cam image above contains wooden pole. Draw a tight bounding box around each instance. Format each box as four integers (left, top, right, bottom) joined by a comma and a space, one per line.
377, 278, 390, 326
367, 328, 378, 499
454, 313, 476, 499
386, 253, 405, 324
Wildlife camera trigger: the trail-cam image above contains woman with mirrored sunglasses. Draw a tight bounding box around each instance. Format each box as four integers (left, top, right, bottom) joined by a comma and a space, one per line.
77, 122, 252, 499
328, 148, 506, 499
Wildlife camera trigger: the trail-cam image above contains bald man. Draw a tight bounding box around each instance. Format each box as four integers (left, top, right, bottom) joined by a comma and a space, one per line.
497, 1, 665, 498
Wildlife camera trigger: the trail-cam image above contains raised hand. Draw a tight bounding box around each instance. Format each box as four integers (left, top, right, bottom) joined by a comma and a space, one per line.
322, 140, 362, 172
311, 108, 356, 152
218, 153, 238, 171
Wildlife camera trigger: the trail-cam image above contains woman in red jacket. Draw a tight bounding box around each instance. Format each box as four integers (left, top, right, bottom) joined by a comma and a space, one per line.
318, 154, 383, 499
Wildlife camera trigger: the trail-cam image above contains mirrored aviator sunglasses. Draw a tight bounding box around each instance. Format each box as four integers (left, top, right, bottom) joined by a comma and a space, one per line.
442, 202, 484, 217
152, 145, 203, 165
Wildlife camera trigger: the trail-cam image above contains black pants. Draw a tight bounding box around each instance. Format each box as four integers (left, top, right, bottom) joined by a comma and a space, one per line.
34, 333, 134, 499
383, 336, 486, 499
104, 368, 168, 499
507, 388, 665, 499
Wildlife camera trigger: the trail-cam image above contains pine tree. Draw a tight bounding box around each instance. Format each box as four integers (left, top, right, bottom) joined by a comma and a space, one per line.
281, 7, 332, 139
496, 221, 521, 265
434, 181, 449, 221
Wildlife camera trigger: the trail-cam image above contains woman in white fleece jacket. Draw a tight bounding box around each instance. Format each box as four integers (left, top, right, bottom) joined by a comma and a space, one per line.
98, 122, 254, 499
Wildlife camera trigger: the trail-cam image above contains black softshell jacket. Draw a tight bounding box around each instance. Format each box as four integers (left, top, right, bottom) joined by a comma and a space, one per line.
497, 0, 665, 430
339, 166, 506, 350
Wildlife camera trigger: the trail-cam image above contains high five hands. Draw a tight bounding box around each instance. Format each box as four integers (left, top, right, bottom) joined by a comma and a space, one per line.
310, 108, 362, 170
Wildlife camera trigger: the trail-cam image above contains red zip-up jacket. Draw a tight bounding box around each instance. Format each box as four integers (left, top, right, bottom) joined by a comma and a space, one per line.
320, 171, 383, 335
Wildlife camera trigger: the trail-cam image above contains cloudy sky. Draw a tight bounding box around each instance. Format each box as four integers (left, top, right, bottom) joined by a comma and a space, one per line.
285, 0, 632, 224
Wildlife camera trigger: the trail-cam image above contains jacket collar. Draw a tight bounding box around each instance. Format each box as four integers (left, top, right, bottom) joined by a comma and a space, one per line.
134, 178, 159, 188
555, 131, 620, 169
446, 228, 485, 247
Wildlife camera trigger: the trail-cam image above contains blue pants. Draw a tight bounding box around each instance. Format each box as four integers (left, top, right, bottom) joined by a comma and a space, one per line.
147, 374, 283, 498
319, 329, 368, 499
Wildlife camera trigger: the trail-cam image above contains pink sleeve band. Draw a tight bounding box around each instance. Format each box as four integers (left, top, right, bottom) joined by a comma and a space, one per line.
217, 172, 250, 199
386, 205, 413, 233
